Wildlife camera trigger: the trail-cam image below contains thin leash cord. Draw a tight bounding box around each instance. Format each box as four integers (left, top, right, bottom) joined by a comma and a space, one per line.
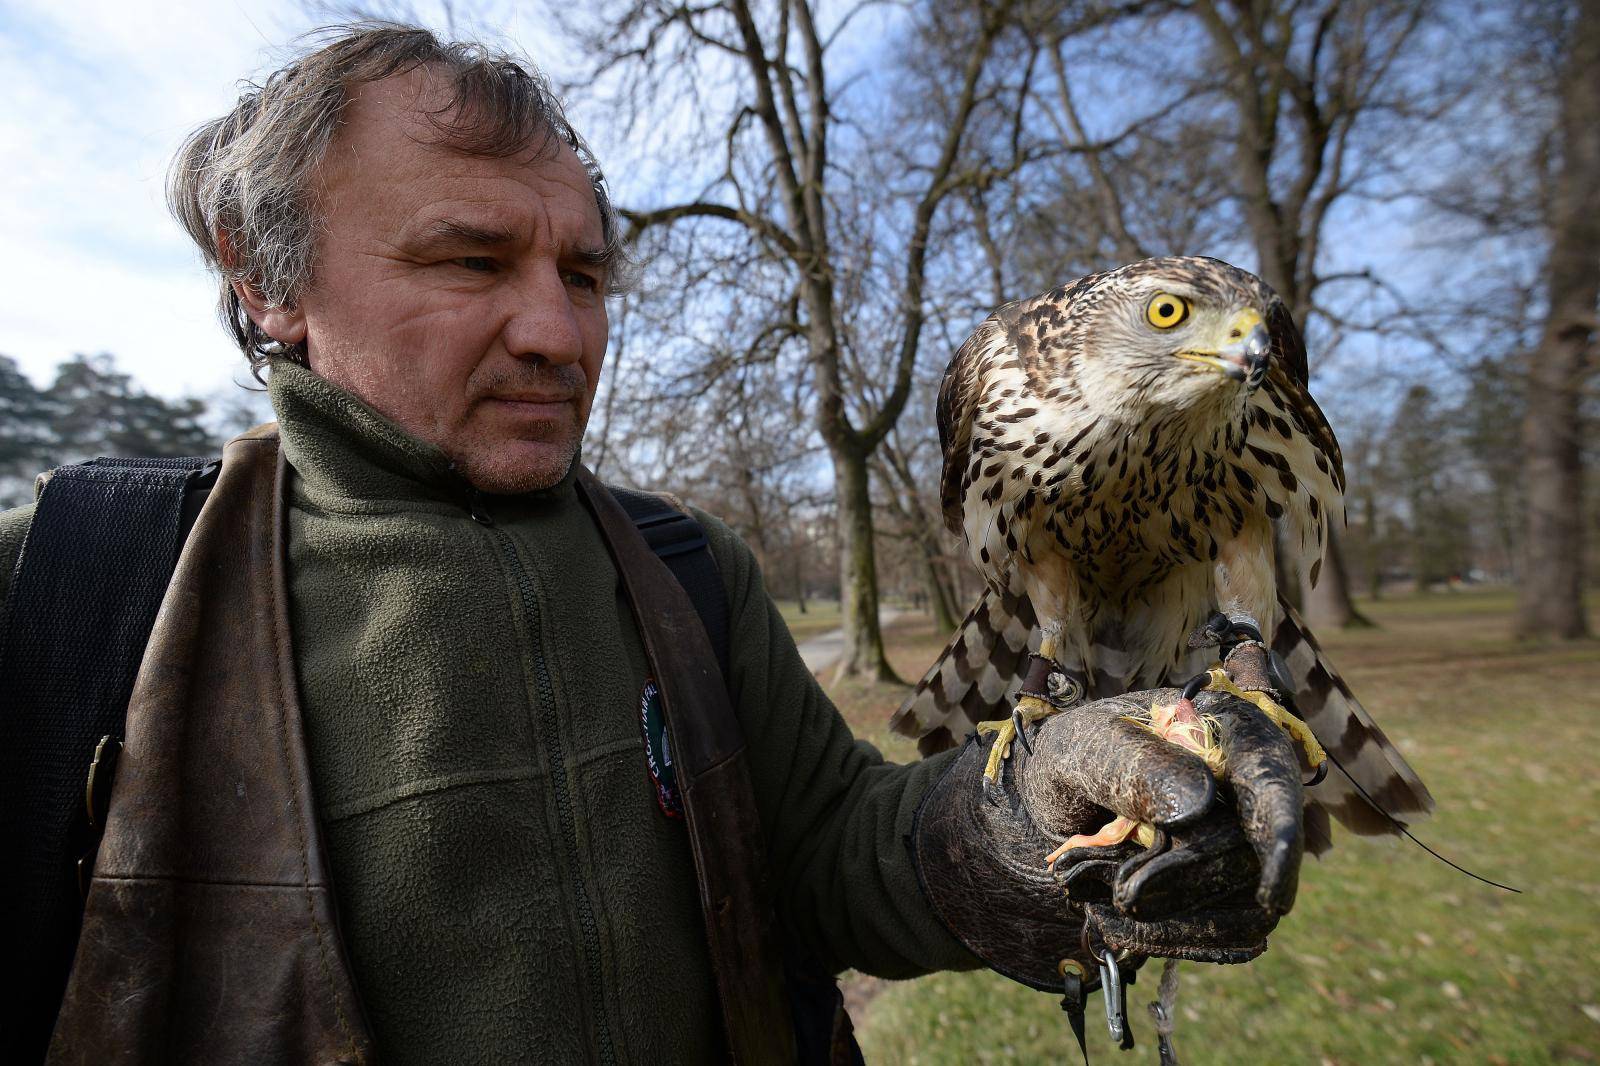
1322, 747, 1522, 893
1148, 958, 1181, 1066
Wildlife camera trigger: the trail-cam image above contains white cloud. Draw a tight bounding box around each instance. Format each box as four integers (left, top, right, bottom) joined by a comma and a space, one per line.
0, 1, 673, 404
0, 0, 315, 399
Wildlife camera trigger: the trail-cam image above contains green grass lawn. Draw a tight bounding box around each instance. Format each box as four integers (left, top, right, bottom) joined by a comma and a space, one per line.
823, 590, 1600, 1065
776, 598, 844, 643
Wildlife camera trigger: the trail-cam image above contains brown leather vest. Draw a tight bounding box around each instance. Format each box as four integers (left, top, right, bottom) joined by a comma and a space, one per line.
48, 428, 794, 1064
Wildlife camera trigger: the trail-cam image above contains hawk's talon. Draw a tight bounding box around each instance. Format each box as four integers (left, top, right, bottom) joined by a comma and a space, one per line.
1011, 707, 1035, 755
1304, 762, 1328, 787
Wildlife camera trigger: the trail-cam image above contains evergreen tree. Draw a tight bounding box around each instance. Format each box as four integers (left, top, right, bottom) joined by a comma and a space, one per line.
46, 354, 217, 464
0, 355, 56, 507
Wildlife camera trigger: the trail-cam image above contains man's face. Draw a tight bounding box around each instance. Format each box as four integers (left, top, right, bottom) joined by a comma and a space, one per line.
265, 69, 610, 493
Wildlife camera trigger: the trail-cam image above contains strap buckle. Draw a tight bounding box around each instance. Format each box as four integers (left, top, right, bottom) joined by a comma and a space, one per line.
1059, 959, 1091, 1065
78, 734, 122, 899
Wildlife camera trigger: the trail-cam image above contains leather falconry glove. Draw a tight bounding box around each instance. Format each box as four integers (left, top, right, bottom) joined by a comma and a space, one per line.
911, 638, 1306, 992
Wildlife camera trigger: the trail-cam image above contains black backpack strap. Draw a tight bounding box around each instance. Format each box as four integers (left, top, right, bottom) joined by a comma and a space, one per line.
608, 486, 731, 681
0, 455, 217, 1062
606, 483, 863, 1066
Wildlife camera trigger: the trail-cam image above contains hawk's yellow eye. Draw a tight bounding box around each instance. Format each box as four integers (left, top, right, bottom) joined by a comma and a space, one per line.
1146, 293, 1190, 329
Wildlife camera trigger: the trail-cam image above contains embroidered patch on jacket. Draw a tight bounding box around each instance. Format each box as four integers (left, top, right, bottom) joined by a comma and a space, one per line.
639, 678, 683, 819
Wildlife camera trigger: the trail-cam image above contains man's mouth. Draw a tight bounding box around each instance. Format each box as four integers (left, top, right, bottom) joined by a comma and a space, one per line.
486, 394, 575, 416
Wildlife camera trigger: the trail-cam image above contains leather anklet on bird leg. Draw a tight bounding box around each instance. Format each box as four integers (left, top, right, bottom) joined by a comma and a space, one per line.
975, 636, 1082, 785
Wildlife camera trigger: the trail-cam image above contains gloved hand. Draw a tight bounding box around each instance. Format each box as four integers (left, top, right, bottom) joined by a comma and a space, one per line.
910, 639, 1305, 991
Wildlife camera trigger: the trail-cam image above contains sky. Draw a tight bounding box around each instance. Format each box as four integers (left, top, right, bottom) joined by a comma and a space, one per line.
1, 1, 303, 399
0, 0, 1484, 417
0, 0, 569, 403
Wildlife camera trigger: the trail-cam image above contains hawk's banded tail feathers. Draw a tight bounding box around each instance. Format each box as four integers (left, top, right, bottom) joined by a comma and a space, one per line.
1271, 595, 1435, 846
889, 584, 1040, 758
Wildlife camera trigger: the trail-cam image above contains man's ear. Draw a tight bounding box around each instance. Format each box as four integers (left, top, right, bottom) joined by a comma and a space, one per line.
219, 230, 307, 345
230, 277, 307, 346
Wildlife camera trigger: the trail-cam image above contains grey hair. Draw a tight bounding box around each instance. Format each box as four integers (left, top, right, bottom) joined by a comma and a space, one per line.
168, 21, 631, 376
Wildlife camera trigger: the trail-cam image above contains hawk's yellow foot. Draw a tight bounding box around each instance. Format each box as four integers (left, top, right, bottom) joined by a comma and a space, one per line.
974, 631, 1080, 786
976, 693, 1065, 784
1200, 666, 1326, 771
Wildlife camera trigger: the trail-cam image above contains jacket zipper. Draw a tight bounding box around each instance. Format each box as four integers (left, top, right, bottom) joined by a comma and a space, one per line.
473, 496, 618, 1065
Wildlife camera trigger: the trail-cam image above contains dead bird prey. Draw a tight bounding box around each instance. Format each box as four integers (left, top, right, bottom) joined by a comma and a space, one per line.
891, 255, 1432, 857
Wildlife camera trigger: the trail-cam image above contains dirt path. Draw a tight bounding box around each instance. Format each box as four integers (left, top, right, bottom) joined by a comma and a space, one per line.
795, 607, 908, 674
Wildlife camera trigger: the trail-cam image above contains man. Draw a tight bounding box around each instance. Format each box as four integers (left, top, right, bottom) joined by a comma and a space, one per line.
0, 24, 1304, 1064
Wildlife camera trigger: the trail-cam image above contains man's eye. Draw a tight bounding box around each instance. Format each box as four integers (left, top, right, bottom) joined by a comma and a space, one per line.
563, 269, 600, 292
454, 256, 497, 273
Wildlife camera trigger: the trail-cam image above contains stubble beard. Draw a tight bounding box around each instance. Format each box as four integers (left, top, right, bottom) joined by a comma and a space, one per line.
450, 417, 583, 494
452, 362, 591, 493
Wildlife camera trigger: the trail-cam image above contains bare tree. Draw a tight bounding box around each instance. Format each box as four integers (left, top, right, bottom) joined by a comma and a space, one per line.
1517, 0, 1599, 638
873, 389, 963, 634
1185, 0, 1446, 627
558, 0, 1058, 679
1419, 0, 1598, 635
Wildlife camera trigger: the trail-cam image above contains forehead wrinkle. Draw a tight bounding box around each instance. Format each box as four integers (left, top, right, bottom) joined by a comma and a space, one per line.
394, 164, 598, 247
416, 216, 520, 249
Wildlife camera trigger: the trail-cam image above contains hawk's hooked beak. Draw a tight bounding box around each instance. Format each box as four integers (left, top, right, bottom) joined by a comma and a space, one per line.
1175, 309, 1271, 390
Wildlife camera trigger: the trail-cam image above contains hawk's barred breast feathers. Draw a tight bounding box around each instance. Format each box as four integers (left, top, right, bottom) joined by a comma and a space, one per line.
941, 257, 1341, 614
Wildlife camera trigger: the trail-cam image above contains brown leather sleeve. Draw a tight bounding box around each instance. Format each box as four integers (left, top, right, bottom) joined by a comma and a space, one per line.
49, 433, 375, 1065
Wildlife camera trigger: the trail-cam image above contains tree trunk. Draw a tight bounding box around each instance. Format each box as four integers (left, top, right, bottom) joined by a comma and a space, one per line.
1517, 0, 1600, 640
1362, 475, 1382, 600
831, 449, 900, 682
1409, 485, 1430, 594
1301, 527, 1374, 628
921, 545, 960, 634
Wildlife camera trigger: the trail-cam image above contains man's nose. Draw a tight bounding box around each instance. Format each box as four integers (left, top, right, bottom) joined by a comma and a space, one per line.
500, 265, 586, 365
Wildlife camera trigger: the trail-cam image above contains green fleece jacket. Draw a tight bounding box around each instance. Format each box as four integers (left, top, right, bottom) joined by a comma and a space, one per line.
0, 360, 973, 1064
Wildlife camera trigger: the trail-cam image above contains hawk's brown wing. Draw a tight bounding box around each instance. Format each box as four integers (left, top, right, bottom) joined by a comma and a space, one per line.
1252, 301, 1348, 585
1266, 299, 1310, 387
936, 312, 1007, 537
1265, 300, 1345, 497
888, 578, 1040, 755
937, 284, 1088, 537
916, 290, 1080, 748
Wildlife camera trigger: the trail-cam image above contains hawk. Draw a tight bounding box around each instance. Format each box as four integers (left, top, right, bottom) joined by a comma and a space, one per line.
890, 256, 1432, 853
